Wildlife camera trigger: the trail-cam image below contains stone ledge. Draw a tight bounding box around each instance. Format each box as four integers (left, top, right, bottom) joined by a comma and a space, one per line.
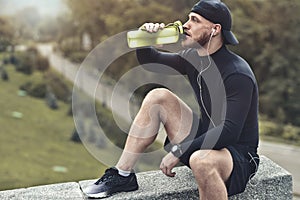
0, 156, 293, 200
0, 182, 83, 200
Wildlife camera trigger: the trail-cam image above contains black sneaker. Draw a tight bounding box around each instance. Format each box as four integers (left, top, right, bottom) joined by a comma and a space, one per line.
83, 167, 139, 199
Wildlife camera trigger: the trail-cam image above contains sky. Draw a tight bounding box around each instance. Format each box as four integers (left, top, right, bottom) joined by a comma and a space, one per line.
0, 0, 68, 17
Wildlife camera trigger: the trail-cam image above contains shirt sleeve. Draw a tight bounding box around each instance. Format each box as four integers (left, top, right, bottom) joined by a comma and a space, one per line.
136, 47, 187, 75
180, 74, 255, 158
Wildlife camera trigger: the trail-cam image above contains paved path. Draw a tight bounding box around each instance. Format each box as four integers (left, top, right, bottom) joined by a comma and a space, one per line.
37, 43, 300, 197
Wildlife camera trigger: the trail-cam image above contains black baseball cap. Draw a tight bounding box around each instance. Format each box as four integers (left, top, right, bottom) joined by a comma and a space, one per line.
191, 0, 239, 45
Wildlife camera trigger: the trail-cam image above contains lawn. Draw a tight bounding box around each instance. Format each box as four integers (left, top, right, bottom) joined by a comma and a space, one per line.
0, 65, 103, 190
0, 61, 165, 191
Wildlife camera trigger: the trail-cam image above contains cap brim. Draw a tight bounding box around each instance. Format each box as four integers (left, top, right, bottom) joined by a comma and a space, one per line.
223, 30, 239, 45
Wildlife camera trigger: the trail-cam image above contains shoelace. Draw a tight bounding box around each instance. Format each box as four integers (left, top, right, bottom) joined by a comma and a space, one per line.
95, 168, 118, 184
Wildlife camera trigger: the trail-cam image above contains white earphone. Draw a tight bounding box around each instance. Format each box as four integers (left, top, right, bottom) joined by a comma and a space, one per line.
211, 28, 216, 36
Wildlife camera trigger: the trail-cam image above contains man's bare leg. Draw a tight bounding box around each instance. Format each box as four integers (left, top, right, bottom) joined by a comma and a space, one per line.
116, 88, 193, 171
189, 149, 233, 200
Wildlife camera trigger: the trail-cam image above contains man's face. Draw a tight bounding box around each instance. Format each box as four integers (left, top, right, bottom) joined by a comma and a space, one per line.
182, 12, 214, 48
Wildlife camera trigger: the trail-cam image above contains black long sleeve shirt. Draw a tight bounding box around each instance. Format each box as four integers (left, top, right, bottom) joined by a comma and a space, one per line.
136, 45, 259, 158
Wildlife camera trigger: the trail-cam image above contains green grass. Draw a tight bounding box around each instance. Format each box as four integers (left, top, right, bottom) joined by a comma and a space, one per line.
0, 62, 165, 191
0, 66, 104, 190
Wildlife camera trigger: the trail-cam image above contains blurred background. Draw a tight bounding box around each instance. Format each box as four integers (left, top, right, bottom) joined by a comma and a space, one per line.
0, 0, 299, 197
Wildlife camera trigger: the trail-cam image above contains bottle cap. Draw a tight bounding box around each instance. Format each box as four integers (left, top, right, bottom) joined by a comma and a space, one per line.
165, 20, 183, 34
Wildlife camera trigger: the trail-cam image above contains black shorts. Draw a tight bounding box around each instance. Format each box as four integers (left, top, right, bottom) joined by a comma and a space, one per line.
163, 114, 259, 196
225, 144, 259, 196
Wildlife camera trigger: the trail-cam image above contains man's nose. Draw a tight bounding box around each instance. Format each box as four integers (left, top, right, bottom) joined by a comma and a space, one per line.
183, 21, 190, 30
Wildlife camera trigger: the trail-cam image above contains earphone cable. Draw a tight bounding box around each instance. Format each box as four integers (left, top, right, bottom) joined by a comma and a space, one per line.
197, 31, 216, 128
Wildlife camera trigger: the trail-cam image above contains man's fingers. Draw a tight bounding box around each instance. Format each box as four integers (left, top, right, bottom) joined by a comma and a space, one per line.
160, 166, 167, 175
154, 23, 165, 32
160, 164, 176, 177
166, 168, 176, 177
142, 22, 165, 33
160, 163, 168, 175
159, 23, 165, 29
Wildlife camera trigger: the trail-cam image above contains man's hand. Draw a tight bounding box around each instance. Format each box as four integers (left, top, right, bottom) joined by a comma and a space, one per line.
140, 22, 165, 33
160, 152, 180, 177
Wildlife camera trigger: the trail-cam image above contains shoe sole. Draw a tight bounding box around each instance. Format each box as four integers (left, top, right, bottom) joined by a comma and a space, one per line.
85, 185, 139, 199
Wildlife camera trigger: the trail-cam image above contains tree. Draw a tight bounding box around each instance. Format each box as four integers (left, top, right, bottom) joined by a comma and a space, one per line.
64, 0, 112, 48
224, 0, 300, 125
38, 17, 60, 42
0, 16, 14, 51
12, 7, 41, 41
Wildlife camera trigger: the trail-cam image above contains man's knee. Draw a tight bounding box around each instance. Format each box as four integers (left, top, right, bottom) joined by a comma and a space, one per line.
189, 150, 223, 188
189, 149, 233, 185
189, 150, 216, 175
144, 88, 174, 105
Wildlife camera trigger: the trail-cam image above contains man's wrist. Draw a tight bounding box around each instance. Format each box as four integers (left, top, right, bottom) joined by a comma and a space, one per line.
170, 144, 183, 158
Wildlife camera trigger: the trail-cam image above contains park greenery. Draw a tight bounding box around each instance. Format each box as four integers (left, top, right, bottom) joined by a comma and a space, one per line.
0, 0, 300, 190
1, 0, 299, 127
62, 0, 300, 133
61, 0, 300, 128
0, 57, 101, 190
0, 51, 164, 190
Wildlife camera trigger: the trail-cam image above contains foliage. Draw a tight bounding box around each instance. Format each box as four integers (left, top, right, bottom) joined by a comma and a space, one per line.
18, 70, 70, 103
1, 68, 9, 81
67, 51, 88, 63
13, 46, 49, 75
2, 0, 299, 126
37, 17, 61, 42
11, 47, 70, 101
260, 117, 300, 144
29, 82, 47, 98
11, 7, 41, 41
14, 53, 34, 75
61, 0, 300, 127
224, 0, 300, 126
45, 71, 71, 103
62, 0, 196, 48
0, 16, 14, 51
20, 81, 47, 98
36, 54, 50, 73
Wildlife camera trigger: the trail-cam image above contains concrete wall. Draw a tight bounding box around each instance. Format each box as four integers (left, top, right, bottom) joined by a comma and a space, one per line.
0, 156, 293, 200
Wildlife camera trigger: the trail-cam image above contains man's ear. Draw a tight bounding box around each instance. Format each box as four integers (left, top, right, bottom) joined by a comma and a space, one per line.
212, 24, 222, 36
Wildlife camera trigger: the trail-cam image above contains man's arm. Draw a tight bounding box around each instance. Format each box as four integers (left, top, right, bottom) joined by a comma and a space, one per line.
180, 74, 255, 157
136, 47, 187, 75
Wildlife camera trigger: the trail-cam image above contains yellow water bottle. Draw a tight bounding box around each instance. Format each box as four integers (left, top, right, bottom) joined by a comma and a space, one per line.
127, 21, 184, 48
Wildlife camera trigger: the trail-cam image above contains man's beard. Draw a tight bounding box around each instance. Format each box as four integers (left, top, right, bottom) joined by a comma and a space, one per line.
182, 33, 211, 49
